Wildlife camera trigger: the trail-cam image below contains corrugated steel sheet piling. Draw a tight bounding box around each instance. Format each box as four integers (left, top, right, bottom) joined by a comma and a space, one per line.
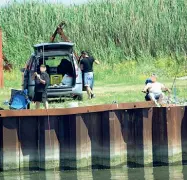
0, 102, 186, 171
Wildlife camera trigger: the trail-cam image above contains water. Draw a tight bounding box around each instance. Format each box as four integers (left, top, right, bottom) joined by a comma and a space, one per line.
0, 165, 187, 180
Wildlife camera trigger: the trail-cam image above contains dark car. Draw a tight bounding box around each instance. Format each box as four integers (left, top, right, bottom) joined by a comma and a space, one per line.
22, 42, 83, 101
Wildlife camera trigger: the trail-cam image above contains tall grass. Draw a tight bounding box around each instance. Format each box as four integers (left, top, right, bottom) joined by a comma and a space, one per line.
0, 0, 187, 66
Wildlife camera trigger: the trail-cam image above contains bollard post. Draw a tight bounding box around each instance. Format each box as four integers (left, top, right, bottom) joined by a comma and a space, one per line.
0, 28, 3, 88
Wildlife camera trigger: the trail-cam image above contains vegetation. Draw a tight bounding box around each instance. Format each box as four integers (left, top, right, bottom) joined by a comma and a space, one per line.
0, 0, 187, 67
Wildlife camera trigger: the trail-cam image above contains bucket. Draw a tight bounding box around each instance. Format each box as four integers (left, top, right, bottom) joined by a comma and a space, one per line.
68, 102, 79, 108
50, 74, 63, 85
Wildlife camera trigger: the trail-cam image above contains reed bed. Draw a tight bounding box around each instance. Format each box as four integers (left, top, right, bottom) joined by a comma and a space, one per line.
0, 0, 186, 67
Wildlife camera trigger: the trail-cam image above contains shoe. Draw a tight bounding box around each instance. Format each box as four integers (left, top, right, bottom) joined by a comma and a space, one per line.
88, 95, 91, 99
154, 101, 161, 107
91, 94, 95, 99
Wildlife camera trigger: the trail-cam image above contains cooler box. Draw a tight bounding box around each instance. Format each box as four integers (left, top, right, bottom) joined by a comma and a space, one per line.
50, 74, 63, 85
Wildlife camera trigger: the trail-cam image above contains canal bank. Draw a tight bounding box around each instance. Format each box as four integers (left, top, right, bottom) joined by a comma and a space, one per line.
0, 101, 186, 171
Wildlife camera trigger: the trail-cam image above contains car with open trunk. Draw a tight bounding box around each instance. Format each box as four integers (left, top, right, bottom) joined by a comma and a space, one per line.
22, 42, 83, 101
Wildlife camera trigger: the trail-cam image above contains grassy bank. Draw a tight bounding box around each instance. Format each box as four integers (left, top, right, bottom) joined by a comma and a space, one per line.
0, 0, 187, 109
1, 61, 187, 109
0, 0, 187, 67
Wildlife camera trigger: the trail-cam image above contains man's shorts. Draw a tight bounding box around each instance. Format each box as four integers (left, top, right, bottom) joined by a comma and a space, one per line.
84, 72, 94, 89
33, 92, 47, 103
148, 92, 163, 101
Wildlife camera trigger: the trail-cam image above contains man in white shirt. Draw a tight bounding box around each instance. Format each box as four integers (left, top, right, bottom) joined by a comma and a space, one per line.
142, 75, 170, 106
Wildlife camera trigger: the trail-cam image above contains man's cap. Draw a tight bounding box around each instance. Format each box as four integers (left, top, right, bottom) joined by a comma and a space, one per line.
81, 51, 87, 55
40, 64, 46, 68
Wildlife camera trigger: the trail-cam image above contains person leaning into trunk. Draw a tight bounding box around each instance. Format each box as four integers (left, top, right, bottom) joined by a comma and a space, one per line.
80, 51, 100, 99
32, 64, 49, 109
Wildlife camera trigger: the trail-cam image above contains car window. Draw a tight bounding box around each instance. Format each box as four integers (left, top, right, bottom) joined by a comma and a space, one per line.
45, 56, 71, 67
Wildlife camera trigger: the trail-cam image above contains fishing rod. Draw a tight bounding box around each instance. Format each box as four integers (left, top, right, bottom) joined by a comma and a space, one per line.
168, 51, 181, 104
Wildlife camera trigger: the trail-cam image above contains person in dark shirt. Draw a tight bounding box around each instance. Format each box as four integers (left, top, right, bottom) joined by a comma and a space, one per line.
33, 64, 49, 109
57, 58, 73, 77
80, 51, 100, 99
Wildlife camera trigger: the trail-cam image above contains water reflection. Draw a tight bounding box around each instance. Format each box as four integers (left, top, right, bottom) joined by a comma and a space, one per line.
0, 165, 187, 180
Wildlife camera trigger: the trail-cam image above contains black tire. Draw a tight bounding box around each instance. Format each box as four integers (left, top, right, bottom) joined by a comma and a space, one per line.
73, 94, 83, 101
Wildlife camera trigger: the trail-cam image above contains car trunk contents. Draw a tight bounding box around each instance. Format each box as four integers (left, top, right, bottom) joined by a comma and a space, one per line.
50, 74, 63, 85
45, 56, 74, 88
62, 74, 73, 86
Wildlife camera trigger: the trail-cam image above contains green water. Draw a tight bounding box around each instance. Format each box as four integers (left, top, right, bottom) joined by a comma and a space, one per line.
0, 165, 186, 180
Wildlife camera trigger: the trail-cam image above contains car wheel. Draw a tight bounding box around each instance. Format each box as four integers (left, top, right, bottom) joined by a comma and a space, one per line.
73, 94, 83, 101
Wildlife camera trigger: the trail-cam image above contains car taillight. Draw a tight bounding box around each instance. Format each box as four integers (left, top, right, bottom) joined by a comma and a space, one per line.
76, 67, 79, 78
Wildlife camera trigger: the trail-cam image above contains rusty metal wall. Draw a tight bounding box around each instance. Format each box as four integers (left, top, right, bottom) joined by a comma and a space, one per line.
0, 106, 186, 171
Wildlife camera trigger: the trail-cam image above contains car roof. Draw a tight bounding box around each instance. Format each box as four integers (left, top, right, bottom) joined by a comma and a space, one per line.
34, 42, 74, 48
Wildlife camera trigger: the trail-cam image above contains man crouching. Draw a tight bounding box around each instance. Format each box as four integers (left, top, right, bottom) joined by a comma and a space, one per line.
33, 64, 49, 109
142, 75, 170, 106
